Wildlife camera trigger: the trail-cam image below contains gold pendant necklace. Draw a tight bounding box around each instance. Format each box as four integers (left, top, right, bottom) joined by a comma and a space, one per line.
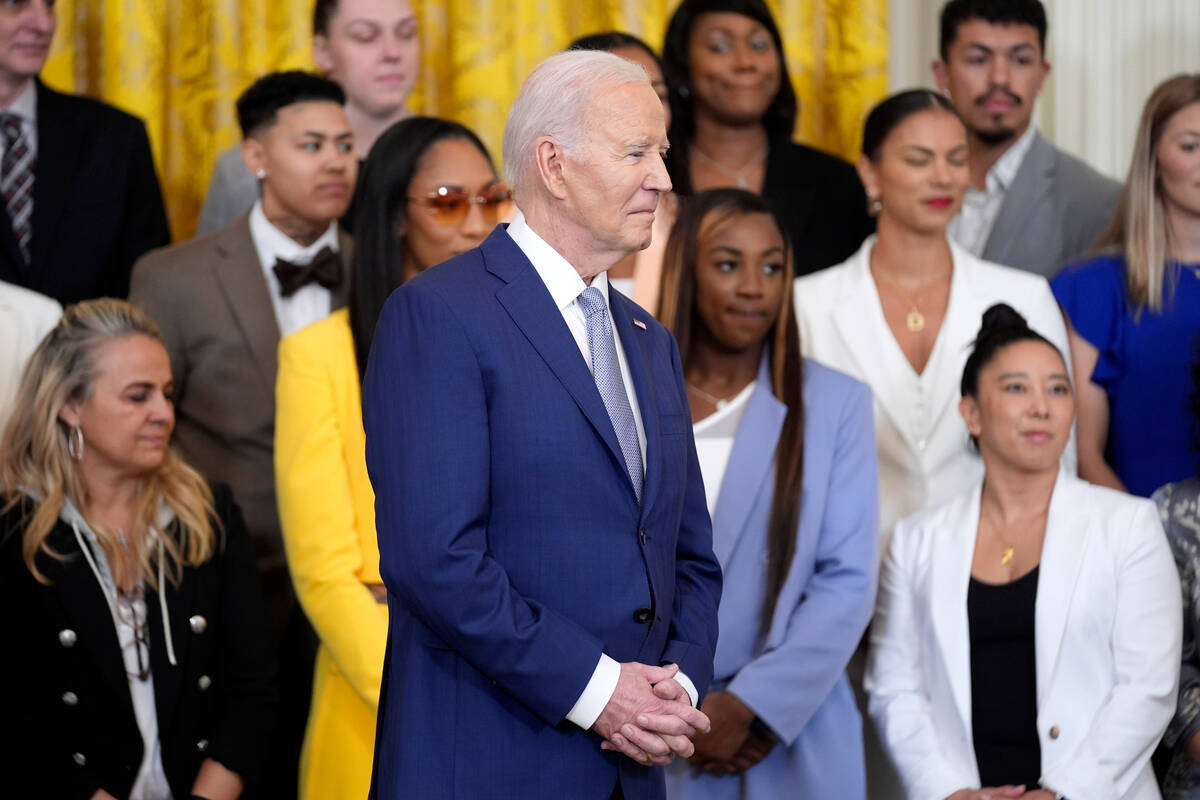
1001, 546, 1014, 566
906, 306, 925, 332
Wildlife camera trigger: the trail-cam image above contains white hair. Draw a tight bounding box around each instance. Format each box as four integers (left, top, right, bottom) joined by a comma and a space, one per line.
503, 50, 649, 202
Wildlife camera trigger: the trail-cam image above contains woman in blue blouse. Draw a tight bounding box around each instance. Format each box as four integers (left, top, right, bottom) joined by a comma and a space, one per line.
1052, 73, 1200, 496
658, 188, 878, 799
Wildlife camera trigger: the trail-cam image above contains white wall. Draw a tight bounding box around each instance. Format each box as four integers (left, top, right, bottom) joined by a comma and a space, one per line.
887, 0, 1200, 180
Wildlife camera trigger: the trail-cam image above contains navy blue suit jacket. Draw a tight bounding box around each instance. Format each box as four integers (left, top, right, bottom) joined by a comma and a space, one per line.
362, 226, 722, 799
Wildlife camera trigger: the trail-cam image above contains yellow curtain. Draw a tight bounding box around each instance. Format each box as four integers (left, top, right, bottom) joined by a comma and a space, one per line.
43, 0, 885, 240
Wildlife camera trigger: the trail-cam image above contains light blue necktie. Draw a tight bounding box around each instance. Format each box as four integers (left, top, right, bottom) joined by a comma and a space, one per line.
578, 286, 643, 503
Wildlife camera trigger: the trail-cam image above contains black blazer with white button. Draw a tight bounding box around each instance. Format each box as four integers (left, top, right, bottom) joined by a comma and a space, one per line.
0, 483, 275, 800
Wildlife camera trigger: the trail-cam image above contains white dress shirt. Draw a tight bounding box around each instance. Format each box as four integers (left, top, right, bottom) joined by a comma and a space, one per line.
505, 211, 698, 729
692, 381, 755, 518
248, 200, 339, 337
0, 280, 60, 428
948, 124, 1038, 257
0, 80, 38, 161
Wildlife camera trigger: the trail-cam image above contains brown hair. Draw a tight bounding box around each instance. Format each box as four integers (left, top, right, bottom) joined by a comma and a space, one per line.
1093, 73, 1200, 313
0, 299, 218, 587
658, 188, 805, 635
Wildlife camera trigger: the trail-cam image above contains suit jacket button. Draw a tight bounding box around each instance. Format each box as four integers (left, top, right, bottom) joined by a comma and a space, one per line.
633, 608, 652, 624
1049, 725, 1060, 740
639, 529, 648, 546
189, 615, 207, 634
58, 629, 77, 648
61, 691, 79, 706
198, 675, 212, 691
72, 752, 86, 766
196, 739, 209, 752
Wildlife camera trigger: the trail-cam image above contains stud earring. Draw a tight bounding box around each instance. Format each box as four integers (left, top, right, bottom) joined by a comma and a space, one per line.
255, 168, 266, 180
868, 197, 883, 215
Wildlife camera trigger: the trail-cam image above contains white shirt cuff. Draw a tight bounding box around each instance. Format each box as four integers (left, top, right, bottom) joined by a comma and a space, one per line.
565, 653, 620, 730
674, 669, 699, 707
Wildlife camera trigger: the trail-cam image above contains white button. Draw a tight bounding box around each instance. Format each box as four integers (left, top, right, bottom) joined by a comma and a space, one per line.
196, 738, 209, 752
198, 675, 212, 691
61, 691, 78, 706
189, 615, 207, 634
72, 752, 86, 766
58, 629, 77, 648
917, 438, 927, 451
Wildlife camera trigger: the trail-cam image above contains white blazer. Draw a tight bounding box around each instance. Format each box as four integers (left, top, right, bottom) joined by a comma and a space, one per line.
794, 235, 1075, 546
866, 470, 1181, 800
0, 280, 60, 428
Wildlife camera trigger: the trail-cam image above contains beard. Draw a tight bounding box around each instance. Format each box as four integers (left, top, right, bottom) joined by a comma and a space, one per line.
971, 122, 1019, 146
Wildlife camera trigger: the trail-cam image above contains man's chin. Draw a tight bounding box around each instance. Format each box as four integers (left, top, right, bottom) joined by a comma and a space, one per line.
971, 123, 1020, 147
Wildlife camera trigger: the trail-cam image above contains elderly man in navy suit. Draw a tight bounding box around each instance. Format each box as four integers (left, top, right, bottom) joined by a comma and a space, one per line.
362, 50, 722, 800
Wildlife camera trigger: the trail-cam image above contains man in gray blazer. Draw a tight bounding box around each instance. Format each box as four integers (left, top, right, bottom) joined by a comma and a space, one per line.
196, 0, 418, 234
933, 0, 1120, 278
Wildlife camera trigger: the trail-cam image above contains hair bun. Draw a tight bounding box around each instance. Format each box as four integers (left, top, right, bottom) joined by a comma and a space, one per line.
977, 303, 1028, 339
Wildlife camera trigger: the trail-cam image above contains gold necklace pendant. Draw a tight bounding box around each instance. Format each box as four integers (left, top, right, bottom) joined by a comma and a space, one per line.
1001, 546, 1014, 566
906, 306, 925, 332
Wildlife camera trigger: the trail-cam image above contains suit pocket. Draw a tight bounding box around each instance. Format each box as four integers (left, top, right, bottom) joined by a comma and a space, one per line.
659, 413, 689, 436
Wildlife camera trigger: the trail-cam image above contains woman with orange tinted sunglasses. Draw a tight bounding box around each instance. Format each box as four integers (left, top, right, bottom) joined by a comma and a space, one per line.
273, 117, 506, 800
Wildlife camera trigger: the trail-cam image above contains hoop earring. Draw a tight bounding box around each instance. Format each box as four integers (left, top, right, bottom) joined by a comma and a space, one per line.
67, 425, 84, 461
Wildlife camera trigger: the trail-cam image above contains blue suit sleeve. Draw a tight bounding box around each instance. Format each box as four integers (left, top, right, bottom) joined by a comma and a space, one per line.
726, 378, 878, 744
660, 335, 723, 701
363, 284, 606, 726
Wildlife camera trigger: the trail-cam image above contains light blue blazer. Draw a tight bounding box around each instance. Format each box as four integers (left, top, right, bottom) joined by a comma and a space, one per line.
666, 357, 879, 800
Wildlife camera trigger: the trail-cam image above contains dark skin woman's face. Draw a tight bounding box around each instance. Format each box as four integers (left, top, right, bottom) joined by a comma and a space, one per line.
692, 210, 787, 353
686, 11, 782, 126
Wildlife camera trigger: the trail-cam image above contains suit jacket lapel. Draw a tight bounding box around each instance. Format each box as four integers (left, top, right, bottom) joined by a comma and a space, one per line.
332, 227, 354, 310
49, 525, 136, 718
211, 216, 280, 401
1034, 469, 1091, 705
609, 291, 659, 515
710, 361, 784, 566
485, 230, 634, 502
929, 484, 979, 737
983, 133, 1056, 266
30, 81, 83, 274
920, 241, 980, 433
829, 239, 919, 450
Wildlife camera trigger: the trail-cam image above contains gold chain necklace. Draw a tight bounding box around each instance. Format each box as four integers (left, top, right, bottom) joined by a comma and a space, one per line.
691, 144, 768, 190
871, 267, 951, 333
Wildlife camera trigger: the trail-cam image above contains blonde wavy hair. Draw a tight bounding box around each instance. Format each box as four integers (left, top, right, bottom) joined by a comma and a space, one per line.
1094, 73, 1200, 313
0, 299, 217, 587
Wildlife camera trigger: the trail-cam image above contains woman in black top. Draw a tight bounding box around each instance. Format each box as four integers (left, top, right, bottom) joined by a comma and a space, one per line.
661, 0, 873, 274
0, 299, 274, 800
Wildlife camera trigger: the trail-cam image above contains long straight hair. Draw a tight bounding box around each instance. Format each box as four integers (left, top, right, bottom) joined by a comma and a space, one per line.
349, 117, 495, 378
658, 189, 805, 635
1093, 73, 1200, 313
0, 299, 217, 588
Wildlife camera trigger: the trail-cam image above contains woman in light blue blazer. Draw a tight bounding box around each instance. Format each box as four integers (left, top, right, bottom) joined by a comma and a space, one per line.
658, 188, 879, 799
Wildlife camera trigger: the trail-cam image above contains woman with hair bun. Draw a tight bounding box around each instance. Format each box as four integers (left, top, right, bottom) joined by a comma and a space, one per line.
867, 303, 1180, 800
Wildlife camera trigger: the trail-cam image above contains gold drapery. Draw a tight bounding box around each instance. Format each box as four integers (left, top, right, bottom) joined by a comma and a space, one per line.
44, 0, 886, 240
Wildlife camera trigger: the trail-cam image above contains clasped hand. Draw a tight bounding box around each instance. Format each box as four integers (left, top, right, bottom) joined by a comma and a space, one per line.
947, 787, 1057, 800
593, 662, 711, 766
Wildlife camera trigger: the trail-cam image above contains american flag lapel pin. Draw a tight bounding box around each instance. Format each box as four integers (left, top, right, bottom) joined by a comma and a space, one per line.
633, 319, 647, 330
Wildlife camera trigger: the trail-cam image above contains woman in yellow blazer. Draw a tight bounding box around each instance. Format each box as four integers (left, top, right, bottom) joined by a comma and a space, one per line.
275, 117, 511, 800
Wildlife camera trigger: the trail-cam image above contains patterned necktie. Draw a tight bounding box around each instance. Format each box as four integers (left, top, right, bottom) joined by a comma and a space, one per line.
578, 286, 643, 503
0, 113, 33, 265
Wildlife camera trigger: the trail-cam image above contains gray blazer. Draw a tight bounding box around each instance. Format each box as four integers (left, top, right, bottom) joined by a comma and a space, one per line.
983, 132, 1121, 278
128, 216, 352, 635
195, 146, 258, 236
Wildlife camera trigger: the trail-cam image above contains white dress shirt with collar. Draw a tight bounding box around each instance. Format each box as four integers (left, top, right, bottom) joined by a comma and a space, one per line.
948, 123, 1039, 257
0, 80, 38, 161
505, 210, 699, 730
248, 199, 339, 337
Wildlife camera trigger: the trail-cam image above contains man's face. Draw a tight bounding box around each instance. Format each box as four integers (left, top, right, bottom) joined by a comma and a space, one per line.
0, 0, 56, 84
558, 81, 672, 259
934, 20, 1049, 146
243, 100, 358, 229
313, 0, 419, 119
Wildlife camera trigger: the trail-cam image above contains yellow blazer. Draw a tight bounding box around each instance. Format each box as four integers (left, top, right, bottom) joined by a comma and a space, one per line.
275, 308, 384, 800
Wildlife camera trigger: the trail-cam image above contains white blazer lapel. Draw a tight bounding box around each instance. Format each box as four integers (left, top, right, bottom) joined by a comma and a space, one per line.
921, 241, 986, 436
1034, 469, 1092, 706
929, 484, 981, 737
829, 238, 921, 452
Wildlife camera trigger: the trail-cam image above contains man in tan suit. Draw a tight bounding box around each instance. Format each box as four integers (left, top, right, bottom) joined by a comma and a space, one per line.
130, 70, 357, 800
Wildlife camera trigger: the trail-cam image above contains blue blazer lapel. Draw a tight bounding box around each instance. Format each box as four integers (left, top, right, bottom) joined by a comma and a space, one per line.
712, 359, 785, 566
484, 229, 635, 503
609, 291, 659, 517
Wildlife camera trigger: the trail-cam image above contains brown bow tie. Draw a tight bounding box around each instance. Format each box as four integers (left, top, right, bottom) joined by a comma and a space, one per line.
272, 246, 342, 297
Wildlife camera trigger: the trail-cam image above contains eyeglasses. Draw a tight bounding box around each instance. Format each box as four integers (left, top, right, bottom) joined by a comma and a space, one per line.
116, 587, 152, 682
408, 184, 512, 227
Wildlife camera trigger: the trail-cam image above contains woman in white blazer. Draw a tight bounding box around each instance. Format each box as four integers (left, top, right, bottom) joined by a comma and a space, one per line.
867, 303, 1180, 800
793, 90, 1072, 547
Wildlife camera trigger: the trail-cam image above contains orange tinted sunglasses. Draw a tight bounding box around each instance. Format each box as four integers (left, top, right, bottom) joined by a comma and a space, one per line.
408, 184, 513, 226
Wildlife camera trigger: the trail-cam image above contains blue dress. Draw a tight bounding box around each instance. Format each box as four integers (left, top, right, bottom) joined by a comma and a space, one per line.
1052, 255, 1200, 496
